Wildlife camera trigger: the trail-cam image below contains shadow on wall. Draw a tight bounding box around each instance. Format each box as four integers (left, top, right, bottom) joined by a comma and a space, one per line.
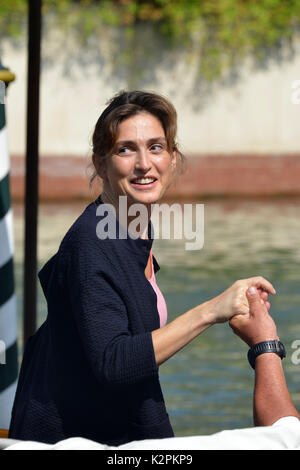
2, 16, 299, 111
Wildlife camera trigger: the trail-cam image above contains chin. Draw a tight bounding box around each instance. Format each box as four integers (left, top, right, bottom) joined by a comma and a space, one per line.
132, 192, 163, 205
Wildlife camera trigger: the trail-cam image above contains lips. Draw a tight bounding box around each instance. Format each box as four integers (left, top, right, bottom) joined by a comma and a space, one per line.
130, 176, 157, 185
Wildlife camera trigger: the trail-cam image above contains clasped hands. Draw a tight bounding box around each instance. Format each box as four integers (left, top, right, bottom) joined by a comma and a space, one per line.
207, 276, 278, 346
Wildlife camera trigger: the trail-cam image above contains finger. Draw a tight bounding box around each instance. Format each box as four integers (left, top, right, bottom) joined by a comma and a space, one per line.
259, 290, 269, 302
259, 298, 270, 314
246, 286, 269, 316
247, 276, 276, 295
260, 298, 270, 312
265, 301, 271, 311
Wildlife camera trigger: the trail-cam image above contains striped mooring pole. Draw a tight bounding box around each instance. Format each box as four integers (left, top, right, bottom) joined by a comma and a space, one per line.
0, 62, 18, 429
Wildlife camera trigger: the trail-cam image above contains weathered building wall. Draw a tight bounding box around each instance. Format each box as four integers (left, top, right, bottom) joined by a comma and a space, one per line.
2, 26, 300, 199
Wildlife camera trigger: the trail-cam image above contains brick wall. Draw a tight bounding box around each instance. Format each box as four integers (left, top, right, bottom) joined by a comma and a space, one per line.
10, 154, 300, 201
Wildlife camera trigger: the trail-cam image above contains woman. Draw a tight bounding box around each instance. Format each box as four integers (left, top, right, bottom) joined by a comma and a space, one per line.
9, 90, 275, 446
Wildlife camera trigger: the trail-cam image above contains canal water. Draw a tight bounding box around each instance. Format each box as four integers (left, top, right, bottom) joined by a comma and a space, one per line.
12, 198, 300, 437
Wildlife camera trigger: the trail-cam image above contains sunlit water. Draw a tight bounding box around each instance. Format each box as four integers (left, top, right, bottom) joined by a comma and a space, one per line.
12, 198, 300, 437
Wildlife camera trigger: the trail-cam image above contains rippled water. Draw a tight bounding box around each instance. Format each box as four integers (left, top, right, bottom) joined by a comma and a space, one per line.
12, 198, 300, 437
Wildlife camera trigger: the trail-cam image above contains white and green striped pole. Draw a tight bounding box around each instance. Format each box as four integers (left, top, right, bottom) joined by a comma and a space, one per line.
0, 64, 18, 430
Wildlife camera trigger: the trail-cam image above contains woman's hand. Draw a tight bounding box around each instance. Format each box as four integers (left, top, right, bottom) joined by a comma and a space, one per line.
205, 276, 276, 325
152, 276, 275, 367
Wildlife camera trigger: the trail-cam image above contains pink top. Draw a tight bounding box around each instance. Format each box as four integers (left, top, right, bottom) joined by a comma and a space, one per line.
148, 249, 168, 328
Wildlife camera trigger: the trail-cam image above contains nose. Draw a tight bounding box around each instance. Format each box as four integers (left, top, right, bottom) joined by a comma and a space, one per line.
135, 147, 151, 171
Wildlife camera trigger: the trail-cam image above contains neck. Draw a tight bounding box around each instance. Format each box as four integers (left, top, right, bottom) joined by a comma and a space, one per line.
101, 190, 152, 240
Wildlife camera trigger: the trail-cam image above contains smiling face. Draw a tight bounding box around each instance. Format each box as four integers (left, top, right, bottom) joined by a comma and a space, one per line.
100, 112, 176, 209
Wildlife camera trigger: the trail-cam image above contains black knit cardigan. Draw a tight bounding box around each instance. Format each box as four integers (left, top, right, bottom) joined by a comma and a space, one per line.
9, 195, 174, 445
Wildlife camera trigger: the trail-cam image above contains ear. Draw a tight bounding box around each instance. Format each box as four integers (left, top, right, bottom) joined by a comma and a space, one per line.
170, 148, 177, 173
92, 154, 107, 180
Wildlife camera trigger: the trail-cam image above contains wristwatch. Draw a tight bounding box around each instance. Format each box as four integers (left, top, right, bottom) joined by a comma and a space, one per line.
247, 340, 286, 369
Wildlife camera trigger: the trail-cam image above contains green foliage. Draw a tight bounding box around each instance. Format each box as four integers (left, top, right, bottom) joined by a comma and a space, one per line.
1, 0, 300, 81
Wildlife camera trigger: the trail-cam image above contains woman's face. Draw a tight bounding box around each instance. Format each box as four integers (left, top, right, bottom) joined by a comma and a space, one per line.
100, 112, 176, 208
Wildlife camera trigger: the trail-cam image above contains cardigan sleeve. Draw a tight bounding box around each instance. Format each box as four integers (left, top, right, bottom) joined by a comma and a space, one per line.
63, 236, 159, 387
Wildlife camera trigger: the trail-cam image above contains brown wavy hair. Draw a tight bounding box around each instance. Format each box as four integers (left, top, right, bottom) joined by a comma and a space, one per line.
90, 90, 186, 186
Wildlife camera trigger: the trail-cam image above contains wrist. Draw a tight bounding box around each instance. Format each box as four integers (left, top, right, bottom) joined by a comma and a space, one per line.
255, 352, 283, 366
200, 297, 225, 326
248, 339, 286, 369
248, 335, 279, 348
192, 301, 216, 331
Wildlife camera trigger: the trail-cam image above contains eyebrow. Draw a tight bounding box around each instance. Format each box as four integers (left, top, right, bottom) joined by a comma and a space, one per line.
115, 137, 167, 147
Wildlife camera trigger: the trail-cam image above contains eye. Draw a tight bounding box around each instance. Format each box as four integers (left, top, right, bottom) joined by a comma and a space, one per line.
117, 146, 135, 156
150, 144, 164, 153
118, 147, 129, 153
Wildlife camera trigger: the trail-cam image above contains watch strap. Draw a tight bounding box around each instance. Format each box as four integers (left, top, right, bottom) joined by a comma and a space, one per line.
247, 340, 286, 369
